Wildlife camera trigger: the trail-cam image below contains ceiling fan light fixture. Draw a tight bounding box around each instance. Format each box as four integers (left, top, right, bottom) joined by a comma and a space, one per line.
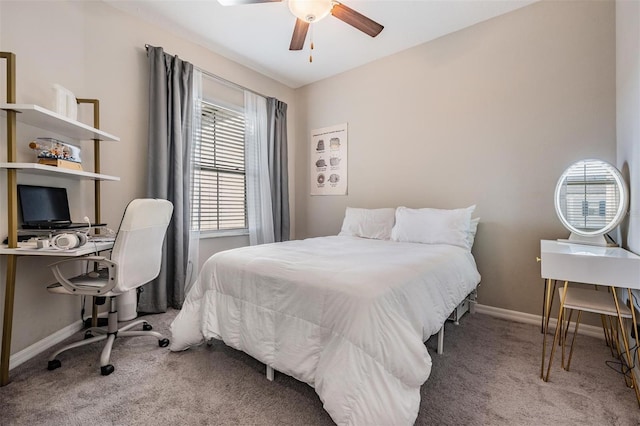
288, 0, 333, 23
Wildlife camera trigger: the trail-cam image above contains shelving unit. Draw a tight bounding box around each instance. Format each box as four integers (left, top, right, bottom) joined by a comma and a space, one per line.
0, 51, 120, 386
0, 163, 119, 181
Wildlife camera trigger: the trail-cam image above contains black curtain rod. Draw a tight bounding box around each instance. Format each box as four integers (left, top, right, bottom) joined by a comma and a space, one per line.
144, 44, 269, 99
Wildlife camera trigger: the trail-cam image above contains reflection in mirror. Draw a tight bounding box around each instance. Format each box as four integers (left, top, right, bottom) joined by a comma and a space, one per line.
554, 159, 628, 246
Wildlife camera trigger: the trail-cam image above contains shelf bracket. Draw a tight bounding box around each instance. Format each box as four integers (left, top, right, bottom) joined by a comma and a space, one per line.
1, 52, 17, 248
76, 98, 102, 329
76, 98, 101, 226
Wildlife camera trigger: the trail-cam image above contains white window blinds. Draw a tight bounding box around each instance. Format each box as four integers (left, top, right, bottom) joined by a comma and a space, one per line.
192, 100, 247, 232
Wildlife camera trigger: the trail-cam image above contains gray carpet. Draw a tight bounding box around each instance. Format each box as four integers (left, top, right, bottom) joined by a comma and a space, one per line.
1, 310, 639, 425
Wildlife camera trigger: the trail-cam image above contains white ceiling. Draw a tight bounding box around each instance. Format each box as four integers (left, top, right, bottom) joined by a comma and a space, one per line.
104, 0, 537, 88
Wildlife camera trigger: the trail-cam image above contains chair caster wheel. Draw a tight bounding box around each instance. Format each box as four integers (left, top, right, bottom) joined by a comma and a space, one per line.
101, 364, 115, 376
143, 323, 153, 331
159, 338, 170, 347
84, 331, 94, 339
47, 359, 61, 371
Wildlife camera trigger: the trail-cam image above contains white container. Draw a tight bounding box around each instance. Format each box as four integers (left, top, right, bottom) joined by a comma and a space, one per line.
53, 85, 67, 116
52, 84, 78, 121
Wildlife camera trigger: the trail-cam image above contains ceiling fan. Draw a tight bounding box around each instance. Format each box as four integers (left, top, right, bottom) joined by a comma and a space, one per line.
218, 0, 384, 51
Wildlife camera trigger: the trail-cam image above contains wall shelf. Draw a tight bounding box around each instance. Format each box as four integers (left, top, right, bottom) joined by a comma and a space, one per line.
0, 162, 119, 181
0, 104, 120, 142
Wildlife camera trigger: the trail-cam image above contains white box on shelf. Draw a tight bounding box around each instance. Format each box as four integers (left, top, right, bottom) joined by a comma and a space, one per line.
52, 84, 77, 121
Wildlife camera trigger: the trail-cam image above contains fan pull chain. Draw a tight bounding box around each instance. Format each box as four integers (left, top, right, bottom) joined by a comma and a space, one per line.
309, 24, 313, 63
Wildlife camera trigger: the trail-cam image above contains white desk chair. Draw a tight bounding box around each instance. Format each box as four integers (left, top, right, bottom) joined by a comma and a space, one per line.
46, 198, 173, 376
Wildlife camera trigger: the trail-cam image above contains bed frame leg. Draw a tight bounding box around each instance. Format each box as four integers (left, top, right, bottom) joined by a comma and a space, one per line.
470, 288, 478, 314
266, 365, 274, 381
437, 326, 444, 355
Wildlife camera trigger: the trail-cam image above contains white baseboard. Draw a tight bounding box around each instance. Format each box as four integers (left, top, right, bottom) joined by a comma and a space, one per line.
475, 303, 605, 340
10, 320, 83, 371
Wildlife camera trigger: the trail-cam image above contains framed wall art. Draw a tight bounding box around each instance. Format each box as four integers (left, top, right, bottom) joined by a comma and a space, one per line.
310, 123, 348, 196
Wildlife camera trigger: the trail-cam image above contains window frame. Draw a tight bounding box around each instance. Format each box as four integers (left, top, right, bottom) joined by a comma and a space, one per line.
192, 97, 248, 238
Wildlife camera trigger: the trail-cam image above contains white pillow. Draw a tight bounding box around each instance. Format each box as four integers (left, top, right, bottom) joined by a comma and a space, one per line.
391, 205, 476, 250
338, 207, 396, 240
467, 217, 480, 249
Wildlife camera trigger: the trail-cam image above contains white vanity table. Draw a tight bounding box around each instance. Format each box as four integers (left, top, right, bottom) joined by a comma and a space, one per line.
540, 240, 640, 288
539, 239, 640, 406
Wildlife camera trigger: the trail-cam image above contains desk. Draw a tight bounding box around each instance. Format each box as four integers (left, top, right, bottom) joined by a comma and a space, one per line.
0, 241, 114, 256
539, 240, 640, 406
0, 241, 114, 385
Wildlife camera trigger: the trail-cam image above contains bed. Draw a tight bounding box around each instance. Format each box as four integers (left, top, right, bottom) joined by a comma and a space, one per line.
170, 207, 481, 425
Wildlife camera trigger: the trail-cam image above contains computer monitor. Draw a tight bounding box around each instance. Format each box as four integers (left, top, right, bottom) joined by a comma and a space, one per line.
17, 184, 72, 226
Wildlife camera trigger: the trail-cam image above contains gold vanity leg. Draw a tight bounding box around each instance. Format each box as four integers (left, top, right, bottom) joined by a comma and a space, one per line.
612, 287, 640, 407
600, 314, 612, 349
544, 280, 558, 334
625, 288, 640, 407
541, 278, 548, 333
562, 308, 574, 369
545, 281, 569, 382
541, 278, 555, 378
609, 315, 629, 388
608, 315, 622, 358
566, 310, 582, 371
627, 288, 639, 355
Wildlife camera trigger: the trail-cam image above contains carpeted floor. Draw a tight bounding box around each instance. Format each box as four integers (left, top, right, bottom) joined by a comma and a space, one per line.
1, 310, 638, 425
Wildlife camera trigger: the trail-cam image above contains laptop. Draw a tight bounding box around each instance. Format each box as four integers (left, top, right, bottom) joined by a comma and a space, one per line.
18, 184, 106, 230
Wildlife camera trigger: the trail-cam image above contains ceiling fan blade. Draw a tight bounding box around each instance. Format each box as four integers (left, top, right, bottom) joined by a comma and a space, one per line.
289, 19, 309, 51
331, 2, 383, 38
217, 0, 281, 5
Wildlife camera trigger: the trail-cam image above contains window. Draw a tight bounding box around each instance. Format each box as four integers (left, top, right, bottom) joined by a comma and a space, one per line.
191, 100, 247, 233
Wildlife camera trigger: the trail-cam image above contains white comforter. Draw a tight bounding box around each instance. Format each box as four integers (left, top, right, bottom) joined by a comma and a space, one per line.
170, 236, 481, 425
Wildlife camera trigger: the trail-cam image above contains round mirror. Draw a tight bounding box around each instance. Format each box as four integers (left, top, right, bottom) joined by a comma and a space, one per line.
554, 159, 628, 246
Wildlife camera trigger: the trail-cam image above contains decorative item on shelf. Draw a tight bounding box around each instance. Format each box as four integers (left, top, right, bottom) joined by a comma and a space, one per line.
52, 84, 78, 121
28, 137, 83, 171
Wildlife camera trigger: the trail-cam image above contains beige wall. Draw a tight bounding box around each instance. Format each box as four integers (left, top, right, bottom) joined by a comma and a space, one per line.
294, 0, 616, 315
615, 0, 640, 377
0, 0, 296, 355
0, 0, 621, 358
617, 0, 640, 251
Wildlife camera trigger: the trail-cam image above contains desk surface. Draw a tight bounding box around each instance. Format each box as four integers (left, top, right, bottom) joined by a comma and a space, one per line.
540, 240, 640, 289
0, 241, 113, 256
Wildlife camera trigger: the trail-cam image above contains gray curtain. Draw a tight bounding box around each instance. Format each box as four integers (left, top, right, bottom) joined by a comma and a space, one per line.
266, 98, 290, 242
139, 45, 194, 312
